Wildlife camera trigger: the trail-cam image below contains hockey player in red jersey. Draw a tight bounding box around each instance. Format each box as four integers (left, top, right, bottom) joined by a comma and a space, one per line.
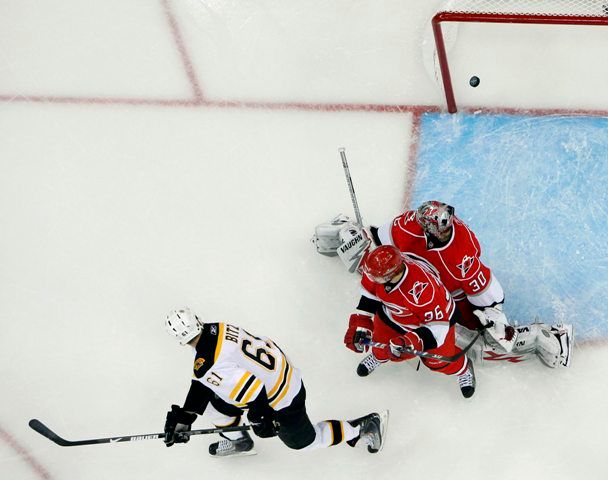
344, 245, 477, 398
314, 201, 572, 371
369, 201, 515, 351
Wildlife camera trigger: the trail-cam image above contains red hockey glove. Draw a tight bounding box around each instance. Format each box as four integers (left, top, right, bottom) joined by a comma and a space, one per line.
388, 331, 424, 362
344, 313, 373, 353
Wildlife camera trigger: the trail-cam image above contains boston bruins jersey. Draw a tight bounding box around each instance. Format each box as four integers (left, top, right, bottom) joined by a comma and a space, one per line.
191, 322, 302, 411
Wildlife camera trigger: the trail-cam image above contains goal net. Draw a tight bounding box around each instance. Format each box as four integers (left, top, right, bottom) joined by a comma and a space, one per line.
428, 0, 608, 112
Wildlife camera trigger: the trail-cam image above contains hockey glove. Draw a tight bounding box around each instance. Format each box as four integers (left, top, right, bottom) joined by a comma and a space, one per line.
388, 331, 424, 362
344, 313, 374, 353
336, 223, 372, 274
164, 404, 197, 447
247, 409, 278, 438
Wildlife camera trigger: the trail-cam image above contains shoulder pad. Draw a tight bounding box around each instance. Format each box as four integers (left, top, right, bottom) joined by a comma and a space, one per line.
394, 211, 425, 237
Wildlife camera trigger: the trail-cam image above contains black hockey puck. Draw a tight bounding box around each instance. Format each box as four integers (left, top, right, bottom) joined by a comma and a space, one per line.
469, 76, 480, 87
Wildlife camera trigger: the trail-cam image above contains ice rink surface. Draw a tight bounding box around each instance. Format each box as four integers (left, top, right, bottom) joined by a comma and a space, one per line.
1, 1, 607, 479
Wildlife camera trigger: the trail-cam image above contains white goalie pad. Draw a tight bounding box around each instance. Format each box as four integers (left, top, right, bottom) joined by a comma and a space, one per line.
457, 322, 573, 368
311, 214, 351, 256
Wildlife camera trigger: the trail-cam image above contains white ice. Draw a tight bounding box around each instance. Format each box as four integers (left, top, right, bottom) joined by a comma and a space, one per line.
1, 1, 607, 479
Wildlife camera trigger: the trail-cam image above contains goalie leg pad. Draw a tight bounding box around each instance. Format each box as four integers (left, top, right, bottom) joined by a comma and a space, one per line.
551, 323, 573, 368
535, 324, 562, 368
512, 323, 573, 368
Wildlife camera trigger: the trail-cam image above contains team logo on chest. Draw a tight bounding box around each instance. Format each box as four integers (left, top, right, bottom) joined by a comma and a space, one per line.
408, 281, 428, 304
457, 255, 475, 278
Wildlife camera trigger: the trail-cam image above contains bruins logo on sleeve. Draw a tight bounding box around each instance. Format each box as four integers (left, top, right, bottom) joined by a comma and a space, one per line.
192, 323, 223, 378
194, 357, 206, 371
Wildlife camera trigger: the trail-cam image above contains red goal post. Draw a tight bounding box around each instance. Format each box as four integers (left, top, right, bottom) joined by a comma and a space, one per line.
432, 0, 608, 113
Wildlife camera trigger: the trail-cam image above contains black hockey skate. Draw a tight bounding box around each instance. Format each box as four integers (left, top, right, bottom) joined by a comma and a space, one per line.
208, 431, 256, 458
457, 358, 476, 398
347, 410, 389, 453
357, 353, 383, 377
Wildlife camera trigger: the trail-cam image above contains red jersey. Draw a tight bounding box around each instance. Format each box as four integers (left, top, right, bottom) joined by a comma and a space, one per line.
360, 254, 455, 335
376, 210, 495, 303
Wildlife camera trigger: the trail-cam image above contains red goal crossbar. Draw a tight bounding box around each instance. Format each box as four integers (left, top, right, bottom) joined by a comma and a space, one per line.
432, 10, 608, 113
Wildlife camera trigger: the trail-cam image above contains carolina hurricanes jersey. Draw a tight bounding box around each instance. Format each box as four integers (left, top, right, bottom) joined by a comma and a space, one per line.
376, 210, 501, 305
191, 323, 302, 411
360, 254, 455, 348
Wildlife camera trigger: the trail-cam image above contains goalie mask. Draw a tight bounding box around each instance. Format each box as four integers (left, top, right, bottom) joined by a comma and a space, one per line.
362, 245, 405, 284
416, 201, 455, 240
165, 307, 204, 345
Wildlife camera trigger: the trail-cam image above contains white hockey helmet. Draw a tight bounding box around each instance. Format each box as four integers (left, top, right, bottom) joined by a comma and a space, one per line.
165, 307, 203, 345
415, 201, 455, 239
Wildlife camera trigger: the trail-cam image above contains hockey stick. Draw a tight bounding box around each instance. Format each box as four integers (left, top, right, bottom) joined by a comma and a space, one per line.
339, 148, 363, 227
361, 326, 487, 363
28, 418, 250, 447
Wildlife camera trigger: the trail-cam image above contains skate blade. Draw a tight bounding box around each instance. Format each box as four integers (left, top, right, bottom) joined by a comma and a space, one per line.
209, 448, 258, 459
376, 410, 389, 453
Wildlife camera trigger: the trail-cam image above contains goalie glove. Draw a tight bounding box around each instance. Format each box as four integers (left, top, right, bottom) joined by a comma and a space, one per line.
344, 313, 373, 353
336, 223, 372, 274
473, 304, 516, 353
312, 214, 351, 256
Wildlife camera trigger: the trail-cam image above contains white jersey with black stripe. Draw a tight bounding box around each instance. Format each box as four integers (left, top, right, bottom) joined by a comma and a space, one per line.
192, 323, 302, 411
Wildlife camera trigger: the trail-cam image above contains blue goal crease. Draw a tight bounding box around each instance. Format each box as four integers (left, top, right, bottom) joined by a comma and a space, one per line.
412, 112, 608, 341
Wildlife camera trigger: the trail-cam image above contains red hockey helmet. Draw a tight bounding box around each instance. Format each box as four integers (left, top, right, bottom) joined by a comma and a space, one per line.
415, 201, 455, 239
362, 245, 405, 284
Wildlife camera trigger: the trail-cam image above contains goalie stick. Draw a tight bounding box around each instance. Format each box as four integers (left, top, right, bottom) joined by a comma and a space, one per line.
339, 148, 363, 227
361, 325, 488, 363
28, 418, 250, 447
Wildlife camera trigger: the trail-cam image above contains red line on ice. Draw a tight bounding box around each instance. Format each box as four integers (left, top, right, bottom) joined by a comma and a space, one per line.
2, 0, 607, 118
0, 425, 54, 480
160, 0, 204, 101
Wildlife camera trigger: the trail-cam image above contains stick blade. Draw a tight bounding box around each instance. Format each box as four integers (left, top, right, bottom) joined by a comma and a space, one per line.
29, 419, 71, 446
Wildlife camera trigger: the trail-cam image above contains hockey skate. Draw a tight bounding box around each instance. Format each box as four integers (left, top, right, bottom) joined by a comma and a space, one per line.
357, 353, 383, 377
208, 431, 256, 458
346, 410, 389, 453
551, 323, 573, 368
457, 358, 476, 398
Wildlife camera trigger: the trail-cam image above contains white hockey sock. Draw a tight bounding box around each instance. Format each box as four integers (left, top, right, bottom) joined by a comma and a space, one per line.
203, 403, 244, 440
301, 421, 360, 451
218, 428, 246, 441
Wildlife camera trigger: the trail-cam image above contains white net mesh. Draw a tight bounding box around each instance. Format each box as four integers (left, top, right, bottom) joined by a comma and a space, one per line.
440, 0, 608, 17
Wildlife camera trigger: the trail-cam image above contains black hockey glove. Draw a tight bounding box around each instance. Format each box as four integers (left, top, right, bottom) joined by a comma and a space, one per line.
247, 409, 277, 439
164, 404, 197, 447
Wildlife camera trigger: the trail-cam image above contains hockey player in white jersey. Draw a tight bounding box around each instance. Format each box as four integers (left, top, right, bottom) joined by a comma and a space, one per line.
163, 308, 389, 457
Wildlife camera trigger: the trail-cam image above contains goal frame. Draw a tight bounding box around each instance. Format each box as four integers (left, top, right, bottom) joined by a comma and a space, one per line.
432, 8, 608, 113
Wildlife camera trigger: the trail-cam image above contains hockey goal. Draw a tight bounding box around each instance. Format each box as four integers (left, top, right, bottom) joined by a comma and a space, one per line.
431, 0, 608, 112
